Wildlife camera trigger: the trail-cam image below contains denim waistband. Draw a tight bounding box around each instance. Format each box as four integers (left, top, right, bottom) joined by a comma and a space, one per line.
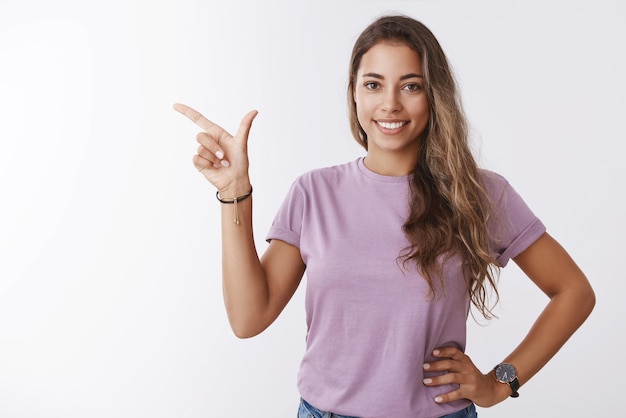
298, 398, 477, 418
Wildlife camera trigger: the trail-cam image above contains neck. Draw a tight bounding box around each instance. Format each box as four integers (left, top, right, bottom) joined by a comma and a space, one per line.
363, 150, 419, 176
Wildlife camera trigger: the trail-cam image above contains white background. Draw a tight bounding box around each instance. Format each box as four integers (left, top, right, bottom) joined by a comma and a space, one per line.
0, 0, 623, 416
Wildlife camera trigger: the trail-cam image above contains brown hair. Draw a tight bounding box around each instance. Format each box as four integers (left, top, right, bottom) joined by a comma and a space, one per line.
347, 15, 500, 318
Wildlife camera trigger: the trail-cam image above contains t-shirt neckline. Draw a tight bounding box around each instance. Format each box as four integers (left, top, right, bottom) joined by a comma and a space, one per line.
356, 157, 411, 184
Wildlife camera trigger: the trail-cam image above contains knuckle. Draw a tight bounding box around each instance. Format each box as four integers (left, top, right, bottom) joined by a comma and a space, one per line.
198, 147, 211, 159
207, 125, 222, 137
197, 134, 218, 151
192, 155, 203, 168
429, 362, 443, 371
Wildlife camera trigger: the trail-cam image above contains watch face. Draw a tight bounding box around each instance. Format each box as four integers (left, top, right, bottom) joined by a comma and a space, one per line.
495, 363, 517, 383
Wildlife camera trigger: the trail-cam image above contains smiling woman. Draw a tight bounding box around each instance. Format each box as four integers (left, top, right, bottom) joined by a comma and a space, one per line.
353, 42, 430, 175
1, 1, 622, 417
174, 14, 594, 418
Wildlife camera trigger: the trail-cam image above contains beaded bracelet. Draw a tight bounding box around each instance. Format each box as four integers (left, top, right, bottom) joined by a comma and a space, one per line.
216, 187, 253, 225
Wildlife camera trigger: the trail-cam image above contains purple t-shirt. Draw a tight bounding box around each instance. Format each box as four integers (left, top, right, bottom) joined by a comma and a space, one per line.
266, 158, 545, 418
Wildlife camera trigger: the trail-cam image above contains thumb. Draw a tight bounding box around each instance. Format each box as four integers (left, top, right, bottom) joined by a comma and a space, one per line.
235, 110, 258, 145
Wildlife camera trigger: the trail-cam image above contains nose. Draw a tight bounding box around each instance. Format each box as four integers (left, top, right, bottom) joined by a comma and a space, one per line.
381, 89, 401, 113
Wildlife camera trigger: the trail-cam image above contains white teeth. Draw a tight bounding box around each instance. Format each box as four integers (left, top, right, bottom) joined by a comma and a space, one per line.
378, 121, 405, 129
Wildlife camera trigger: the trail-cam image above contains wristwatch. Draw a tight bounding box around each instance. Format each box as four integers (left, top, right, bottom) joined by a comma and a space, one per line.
493, 363, 520, 398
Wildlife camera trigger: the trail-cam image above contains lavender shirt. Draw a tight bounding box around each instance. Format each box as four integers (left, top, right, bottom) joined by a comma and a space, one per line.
267, 158, 545, 418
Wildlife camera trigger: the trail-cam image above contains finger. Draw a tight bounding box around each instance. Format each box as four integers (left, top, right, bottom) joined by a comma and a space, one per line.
432, 388, 464, 404
424, 356, 472, 374
423, 359, 457, 373
193, 154, 220, 172
234, 110, 258, 144
432, 346, 464, 359
423, 371, 461, 387
197, 144, 228, 168
173, 102, 224, 133
196, 132, 227, 164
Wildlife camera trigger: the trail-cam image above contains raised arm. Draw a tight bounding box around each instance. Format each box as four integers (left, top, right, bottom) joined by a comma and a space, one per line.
423, 232, 595, 406
173, 103, 305, 338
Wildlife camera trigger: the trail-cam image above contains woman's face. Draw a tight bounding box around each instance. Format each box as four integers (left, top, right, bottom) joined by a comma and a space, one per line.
354, 42, 430, 161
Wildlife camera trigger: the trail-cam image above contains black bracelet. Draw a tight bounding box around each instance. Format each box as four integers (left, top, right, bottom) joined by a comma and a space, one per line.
216, 187, 253, 225
215, 186, 253, 204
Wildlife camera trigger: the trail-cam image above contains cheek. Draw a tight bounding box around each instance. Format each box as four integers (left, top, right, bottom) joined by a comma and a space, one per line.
409, 98, 430, 122
354, 101, 367, 124
355, 95, 374, 121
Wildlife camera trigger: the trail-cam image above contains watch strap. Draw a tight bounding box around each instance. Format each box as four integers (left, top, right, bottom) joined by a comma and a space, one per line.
509, 377, 520, 398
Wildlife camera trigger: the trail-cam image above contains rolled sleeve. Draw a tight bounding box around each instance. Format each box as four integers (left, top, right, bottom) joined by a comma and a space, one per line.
483, 171, 547, 267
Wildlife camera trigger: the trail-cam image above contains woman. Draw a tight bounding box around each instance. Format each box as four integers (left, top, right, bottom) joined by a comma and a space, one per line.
174, 15, 594, 418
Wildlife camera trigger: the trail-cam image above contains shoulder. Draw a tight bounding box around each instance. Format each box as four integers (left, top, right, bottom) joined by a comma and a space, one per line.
478, 168, 508, 188
293, 159, 360, 189
478, 168, 540, 225
478, 168, 511, 203
276, 160, 359, 215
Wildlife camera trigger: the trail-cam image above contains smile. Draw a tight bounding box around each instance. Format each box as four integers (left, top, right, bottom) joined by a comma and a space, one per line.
376, 121, 408, 130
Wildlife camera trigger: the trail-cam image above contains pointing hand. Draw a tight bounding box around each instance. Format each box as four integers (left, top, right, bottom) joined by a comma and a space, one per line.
173, 103, 258, 197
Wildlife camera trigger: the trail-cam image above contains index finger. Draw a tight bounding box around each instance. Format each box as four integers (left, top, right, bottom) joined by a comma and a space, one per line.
173, 103, 221, 132
432, 346, 464, 360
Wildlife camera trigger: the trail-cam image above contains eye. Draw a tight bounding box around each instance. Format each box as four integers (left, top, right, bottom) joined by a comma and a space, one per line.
364, 81, 380, 90
403, 83, 423, 92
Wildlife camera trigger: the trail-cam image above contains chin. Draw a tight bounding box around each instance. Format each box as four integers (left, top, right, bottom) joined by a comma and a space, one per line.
372, 140, 419, 155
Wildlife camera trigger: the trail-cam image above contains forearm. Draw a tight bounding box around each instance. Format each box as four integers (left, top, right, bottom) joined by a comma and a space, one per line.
466, 280, 596, 407
219, 184, 270, 338
503, 280, 595, 388
499, 234, 596, 397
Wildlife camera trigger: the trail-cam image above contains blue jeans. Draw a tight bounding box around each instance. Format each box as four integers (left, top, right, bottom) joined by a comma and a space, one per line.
297, 398, 477, 418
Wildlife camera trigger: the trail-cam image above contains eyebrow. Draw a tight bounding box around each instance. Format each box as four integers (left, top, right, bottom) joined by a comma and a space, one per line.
361, 72, 423, 80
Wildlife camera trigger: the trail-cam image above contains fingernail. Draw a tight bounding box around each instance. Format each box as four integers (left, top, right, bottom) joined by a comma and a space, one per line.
423, 363, 430, 370
216, 150, 224, 159
221, 160, 230, 167
423, 378, 432, 384
433, 349, 440, 355
435, 396, 443, 403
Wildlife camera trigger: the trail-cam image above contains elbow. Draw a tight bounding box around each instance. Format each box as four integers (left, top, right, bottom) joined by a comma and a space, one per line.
582, 284, 596, 318
569, 278, 596, 321
228, 317, 266, 339
232, 326, 262, 339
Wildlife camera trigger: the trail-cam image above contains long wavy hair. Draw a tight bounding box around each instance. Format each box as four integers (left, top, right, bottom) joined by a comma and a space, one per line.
347, 15, 500, 318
